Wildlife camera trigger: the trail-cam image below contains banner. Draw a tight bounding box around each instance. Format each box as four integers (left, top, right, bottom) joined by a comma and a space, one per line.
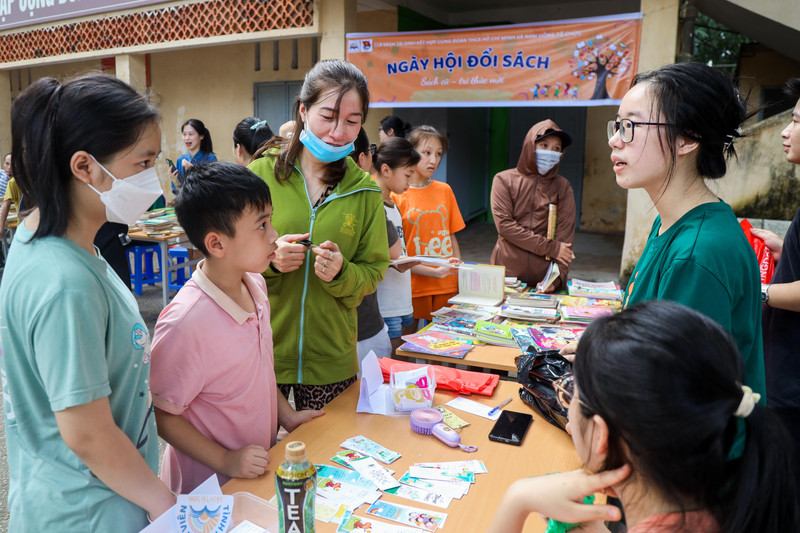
346, 13, 642, 108
0, 0, 168, 31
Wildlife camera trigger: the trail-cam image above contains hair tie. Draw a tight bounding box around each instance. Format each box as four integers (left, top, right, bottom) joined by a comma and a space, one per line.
734, 384, 760, 418
723, 127, 742, 151
250, 120, 268, 130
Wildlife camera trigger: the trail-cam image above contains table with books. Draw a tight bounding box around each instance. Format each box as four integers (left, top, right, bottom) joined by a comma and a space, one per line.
222, 377, 583, 533
128, 208, 200, 306
395, 278, 624, 375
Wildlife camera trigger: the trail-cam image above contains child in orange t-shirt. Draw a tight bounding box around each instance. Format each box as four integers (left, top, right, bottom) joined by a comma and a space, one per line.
392, 126, 464, 322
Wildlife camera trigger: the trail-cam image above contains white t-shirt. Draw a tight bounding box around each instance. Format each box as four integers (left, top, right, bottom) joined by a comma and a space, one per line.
377, 202, 414, 317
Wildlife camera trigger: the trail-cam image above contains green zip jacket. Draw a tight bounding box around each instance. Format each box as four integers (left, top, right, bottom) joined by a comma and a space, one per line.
249, 153, 390, 385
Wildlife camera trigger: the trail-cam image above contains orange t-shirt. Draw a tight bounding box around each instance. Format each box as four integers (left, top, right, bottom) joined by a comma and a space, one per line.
392, 180, 466, 298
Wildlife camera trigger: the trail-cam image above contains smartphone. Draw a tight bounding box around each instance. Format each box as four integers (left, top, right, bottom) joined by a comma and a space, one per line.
166, 158, 176, 172
488, 410, 533, 446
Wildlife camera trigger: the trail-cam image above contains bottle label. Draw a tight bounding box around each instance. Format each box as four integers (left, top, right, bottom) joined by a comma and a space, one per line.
276, 468, 316, 533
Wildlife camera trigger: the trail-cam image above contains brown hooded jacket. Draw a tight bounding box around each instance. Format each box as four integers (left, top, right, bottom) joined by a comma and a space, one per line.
489, 119, 576, 289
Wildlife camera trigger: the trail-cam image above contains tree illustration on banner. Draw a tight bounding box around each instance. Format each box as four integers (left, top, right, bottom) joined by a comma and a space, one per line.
569, 35, 632, 100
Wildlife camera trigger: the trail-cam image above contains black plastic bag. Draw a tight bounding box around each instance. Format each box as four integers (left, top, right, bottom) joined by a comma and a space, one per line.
515, 352, 572, 431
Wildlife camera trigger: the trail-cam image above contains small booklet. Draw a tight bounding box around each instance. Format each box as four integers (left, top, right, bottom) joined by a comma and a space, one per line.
391, 255, 457, 267
401, 331, 473, 355
505, 291, 560, 308
473, 320, 516, 347
537, 261, 560, 292
448, 263, 506, 307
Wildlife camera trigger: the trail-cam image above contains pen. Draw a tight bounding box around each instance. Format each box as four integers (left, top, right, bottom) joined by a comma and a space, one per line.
488, 397, 512, 416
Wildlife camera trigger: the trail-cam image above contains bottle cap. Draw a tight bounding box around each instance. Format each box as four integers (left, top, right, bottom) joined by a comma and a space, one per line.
285, 441, 307, 462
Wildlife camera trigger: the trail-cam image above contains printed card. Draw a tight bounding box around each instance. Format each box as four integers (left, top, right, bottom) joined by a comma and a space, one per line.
383, 484, 453, 509
413, 460, 487, 474
398, 473, 470, 500
343, 454, 400, 491
342, 435, 402, 464
435, 406, 470, 429
365, 501, 448, 531
336, 511, 420, 533
316, 464, 378, 490
408, 465, 475, 483
445, 396, 502, 421
316, 476, 382, 508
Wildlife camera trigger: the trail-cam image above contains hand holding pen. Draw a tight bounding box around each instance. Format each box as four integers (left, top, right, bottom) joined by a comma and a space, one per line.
271, 233, 311, 273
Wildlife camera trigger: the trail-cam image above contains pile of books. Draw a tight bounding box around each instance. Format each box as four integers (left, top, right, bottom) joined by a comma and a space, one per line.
497, 305, 558, 322
558, 293, 622, 326
505, 291, 560, 308
398, 331, 474, 359
567, 278, 623, 300
473, 321, 517, 347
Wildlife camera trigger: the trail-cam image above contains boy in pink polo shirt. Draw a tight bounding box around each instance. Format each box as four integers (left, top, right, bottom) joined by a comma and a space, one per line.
150, 162, 324, 494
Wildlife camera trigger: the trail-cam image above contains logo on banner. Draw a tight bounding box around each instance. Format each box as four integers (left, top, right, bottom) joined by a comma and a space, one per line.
360, 38, 373, 52
348, 39, 373, 53
348, 40, 361, 53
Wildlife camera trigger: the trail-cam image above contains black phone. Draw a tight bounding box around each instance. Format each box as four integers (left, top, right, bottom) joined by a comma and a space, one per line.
488, 410, 533, 446
166, 158, 176, 172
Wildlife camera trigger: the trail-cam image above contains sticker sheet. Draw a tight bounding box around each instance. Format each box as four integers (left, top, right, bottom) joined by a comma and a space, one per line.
341, 436, 402, 464
365, 501, 448, 531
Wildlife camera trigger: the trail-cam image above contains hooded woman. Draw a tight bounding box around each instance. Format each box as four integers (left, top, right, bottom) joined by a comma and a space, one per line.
490, 120, 576, 291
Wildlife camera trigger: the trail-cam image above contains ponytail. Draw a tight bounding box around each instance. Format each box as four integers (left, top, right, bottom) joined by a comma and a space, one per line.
719, 406, 799, 532
10, 75, 159, 240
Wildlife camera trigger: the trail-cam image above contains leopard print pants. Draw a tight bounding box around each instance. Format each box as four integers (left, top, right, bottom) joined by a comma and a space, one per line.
279, 375, 358, 411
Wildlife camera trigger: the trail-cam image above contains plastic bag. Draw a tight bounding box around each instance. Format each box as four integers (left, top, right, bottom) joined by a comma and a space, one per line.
515, 352, 572, 431
740, 219, 775, 283
378, 358, 499, 396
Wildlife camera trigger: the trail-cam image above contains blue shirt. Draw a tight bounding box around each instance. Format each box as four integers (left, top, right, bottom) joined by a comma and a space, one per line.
176, 151, 217, 181
0, 222, 159, 531
0, 170, 8, 197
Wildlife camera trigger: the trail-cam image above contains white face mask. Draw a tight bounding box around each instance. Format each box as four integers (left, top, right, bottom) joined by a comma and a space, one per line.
536, 149, 562, 175
87, 155, 163, 225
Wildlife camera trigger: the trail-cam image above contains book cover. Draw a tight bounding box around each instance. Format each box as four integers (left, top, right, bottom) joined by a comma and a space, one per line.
473, 321, 516, 346
400, 331, 473, 354
431, 317, 477, 336
528, 324, 586, 352
559, 306, 614, 321
559, 296, 622, 309
498, 305, 559, 322
397, 342, 470, 359
506, 292, 560, 308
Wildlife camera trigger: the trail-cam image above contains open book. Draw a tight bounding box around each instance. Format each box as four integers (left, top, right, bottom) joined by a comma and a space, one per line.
447, 263, 506, 307
390, 255, 458, 268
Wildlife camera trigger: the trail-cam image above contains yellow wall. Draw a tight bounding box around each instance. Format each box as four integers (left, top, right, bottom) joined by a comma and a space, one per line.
580, 106, 627, 232
738, 43, 800, 126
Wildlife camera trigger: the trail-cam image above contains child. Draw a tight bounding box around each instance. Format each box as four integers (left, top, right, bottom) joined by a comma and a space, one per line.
373, 137, 422, 353
149, 162, 324, 494
393, 125, 464, 322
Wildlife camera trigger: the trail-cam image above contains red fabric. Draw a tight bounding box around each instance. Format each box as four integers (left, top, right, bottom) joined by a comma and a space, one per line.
740, 219, 774, 283
379, 359, 500, 396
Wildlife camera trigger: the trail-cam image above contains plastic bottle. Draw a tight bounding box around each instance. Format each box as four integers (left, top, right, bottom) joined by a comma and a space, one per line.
275, 441, 316, 533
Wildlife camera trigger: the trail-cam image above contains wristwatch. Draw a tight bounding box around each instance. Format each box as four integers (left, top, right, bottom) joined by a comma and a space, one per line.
761, 284, 770, 306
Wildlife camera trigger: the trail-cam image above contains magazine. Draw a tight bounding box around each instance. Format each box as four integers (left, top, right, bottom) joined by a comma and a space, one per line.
400, 331, 473, 355
528, 324, 586, 353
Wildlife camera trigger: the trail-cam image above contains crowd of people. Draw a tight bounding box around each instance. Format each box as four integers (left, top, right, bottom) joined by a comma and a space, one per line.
0, 57, 798, 532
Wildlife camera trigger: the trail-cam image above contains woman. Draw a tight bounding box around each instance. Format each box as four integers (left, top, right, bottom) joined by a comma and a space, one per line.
609, 62, 765, 399
174, 118, 217, 182
379, 115, 410, 142
232, 116, 274, 166
0, 75, 174, 530
490, 120, 575, 291
489, 300, 798, 533
249, 60, 389, 410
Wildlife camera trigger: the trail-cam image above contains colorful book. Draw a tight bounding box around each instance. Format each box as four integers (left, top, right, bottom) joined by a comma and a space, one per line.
400, 331, 473, 355
498, 305, 558, 322
567, 278, 623, 300
559, 296, 622, 309
559, 305, 614, 325
397, 342, 471, 359
528, 324, 586, 353
473, 321, 516, 347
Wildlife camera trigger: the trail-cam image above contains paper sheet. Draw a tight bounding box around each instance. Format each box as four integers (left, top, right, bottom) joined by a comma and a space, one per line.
356, 351, 394, 415
445, 396, 502, 421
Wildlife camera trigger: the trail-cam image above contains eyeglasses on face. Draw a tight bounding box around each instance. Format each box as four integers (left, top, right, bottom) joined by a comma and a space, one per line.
553, 375, 576, 410
607, 118, 676, 143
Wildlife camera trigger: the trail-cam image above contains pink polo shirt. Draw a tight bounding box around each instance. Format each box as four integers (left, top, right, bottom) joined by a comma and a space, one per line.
150, 262, 278, 494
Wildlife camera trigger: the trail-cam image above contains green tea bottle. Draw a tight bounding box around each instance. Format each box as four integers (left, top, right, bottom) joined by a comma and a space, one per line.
275, 441, 316, 533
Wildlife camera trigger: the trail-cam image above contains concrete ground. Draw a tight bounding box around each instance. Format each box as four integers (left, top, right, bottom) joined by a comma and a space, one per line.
0, 220, 622, 529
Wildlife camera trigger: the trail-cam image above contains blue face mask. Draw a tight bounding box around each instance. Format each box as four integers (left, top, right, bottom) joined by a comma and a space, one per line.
299, 124, 355, 164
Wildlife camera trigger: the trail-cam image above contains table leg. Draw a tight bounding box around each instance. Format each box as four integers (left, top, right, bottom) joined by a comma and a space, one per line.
160, 240, 169, 307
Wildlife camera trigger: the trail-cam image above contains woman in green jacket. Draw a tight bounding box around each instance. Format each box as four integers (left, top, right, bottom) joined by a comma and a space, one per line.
249, 60, 389, 410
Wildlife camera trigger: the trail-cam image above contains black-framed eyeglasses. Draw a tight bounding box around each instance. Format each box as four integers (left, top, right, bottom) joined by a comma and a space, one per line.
607, 118, 676, 143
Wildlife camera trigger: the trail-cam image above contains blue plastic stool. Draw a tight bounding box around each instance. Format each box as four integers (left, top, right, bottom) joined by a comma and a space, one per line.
168, 246, 191, 291
128, 244, 163, 295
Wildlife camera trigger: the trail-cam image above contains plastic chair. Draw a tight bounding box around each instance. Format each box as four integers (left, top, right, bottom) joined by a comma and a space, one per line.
128, 244, 162, 295
168, 246, 191, 291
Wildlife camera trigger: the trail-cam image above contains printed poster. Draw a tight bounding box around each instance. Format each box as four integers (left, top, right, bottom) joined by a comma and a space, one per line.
346, 13, 642, 107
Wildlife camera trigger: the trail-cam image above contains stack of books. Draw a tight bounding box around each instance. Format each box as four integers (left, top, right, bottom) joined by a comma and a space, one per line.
567, 278, 623, 300
505, 291, 560, 309
398, 331, 473, 359
559, 306, 614, 326
498, 305, 558, 322
473, 321, 517, 347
